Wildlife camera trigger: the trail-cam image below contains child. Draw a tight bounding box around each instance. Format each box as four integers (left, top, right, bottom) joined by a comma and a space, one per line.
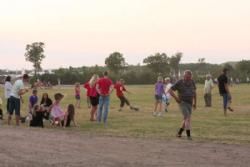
75, 82, 81, 108
163, 77, 172, 112
30, 104, 44, 128
40, 93, 53, 120
0, 97, 3, 120
83, 82, 91, 108
153, 76, 165, 117
114, 79, 139, 112
51, 93, 65, 126
29, 89, 38, 112
63, 104, 77, 127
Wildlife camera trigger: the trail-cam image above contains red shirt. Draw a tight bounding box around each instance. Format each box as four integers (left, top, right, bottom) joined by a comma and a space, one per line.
97, 77, 113, 96
114, 82, 126, 97
83, 82, 91, 97
89, 83, 98, 97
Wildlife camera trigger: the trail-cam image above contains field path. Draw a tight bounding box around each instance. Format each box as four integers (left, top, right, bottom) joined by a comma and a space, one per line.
0, 126, 249, 167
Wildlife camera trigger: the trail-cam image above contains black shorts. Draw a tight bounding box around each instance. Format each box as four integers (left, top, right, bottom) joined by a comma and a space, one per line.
90, 96, 99, 106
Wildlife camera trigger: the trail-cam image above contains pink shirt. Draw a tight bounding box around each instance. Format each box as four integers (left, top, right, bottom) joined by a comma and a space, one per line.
51, 103, 65, 118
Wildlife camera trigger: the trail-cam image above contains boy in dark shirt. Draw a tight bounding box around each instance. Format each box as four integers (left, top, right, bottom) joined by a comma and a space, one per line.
217, 68, 234, 116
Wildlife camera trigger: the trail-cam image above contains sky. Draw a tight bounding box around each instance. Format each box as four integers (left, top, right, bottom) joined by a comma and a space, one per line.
0, 0, 250, 70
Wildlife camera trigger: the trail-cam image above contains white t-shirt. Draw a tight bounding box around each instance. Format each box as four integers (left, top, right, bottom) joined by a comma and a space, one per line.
164, 83, 172, 99
10, 80, 24, 99
4, 81, 13, 99
204, 79, 214, 94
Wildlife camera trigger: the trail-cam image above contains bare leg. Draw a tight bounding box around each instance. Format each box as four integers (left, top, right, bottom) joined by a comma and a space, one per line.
15, 115, 20, 126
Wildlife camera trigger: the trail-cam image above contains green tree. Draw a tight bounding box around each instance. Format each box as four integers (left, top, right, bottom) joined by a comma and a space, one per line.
236, 60, 250, 80
143, 52, 170, 75
170, 52, 182, 78
24, 42, 45, 77
105, 52, 126, 74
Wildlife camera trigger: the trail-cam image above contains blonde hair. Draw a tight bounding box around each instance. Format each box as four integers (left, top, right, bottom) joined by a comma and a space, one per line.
89, 74, 99, 88
157, 76, 163, 82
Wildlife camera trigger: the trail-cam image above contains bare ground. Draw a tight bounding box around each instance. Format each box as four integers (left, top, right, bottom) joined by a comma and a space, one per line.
0, 126, 250, 167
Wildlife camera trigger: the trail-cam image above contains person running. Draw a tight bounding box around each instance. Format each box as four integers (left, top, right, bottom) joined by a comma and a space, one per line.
4, 76, 12, 119
163, 77, 172, 112
8, 74, 30, 126
217, 68, 234, 116
153, 76, 165, 117
204, 74, 214, 107
96, 71, 113, 127
114, 79, 139, 112
169, 70, 197, 140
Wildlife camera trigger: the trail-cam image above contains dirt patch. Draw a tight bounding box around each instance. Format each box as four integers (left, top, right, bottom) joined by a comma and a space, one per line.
0, 126, 249, 167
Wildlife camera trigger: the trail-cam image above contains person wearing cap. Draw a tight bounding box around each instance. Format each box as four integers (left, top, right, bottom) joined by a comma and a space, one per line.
204, 74, 214, 107
8, 74, 30, 126
217, 68, 234, 116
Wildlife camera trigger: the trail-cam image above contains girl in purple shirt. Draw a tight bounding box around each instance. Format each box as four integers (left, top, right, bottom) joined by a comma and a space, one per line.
153, 76, 165, 117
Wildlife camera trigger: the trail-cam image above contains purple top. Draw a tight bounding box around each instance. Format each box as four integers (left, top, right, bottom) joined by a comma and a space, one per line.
29, 95, 38, 107
155, 82, 165, 96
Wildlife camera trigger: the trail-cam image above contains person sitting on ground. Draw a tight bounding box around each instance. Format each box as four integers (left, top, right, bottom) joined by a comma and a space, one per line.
40, 93, 53, 120
0, 97, 3, 120
62, 104, 77, 127
30, 104, 44, 128
114, 79, 139, 112
50, 93, 65, 126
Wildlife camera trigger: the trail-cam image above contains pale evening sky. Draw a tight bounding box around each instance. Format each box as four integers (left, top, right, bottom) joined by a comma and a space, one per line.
0, 0, 250, 70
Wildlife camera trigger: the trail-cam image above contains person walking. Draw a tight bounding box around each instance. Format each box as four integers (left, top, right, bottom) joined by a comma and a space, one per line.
217, 68, 234, 116
169, 70, 197, 140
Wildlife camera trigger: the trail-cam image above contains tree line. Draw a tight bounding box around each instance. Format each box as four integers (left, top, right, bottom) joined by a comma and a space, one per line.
4, 42, 250, 85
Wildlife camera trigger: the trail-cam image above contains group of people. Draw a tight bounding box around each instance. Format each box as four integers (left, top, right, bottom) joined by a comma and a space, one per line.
82, 71, 138, 126
1, 68, 234, 140
2, 74, 76, 128
152, 68, 234, 140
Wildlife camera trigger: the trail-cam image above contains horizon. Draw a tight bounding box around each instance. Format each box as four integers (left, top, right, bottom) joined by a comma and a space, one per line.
1, 0, 250, 69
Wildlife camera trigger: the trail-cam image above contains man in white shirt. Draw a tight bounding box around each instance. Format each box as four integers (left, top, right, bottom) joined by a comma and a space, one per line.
8, 74, 30, 126
204, 74, 214, 107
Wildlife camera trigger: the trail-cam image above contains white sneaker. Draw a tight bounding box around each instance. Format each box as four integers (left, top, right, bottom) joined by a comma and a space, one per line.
153, 112, 157, 116
157, 112, 163, 117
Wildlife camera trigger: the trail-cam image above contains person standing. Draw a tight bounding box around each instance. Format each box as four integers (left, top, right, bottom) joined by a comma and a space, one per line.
217, 68, 234, 116
169, 70, 197, 140
88, 74, 99, 121
96, 71, 113, 126
4, 76, 12, 119
153, 76, 165, 117
204, 74, 214, 107
8, 74, 30, 126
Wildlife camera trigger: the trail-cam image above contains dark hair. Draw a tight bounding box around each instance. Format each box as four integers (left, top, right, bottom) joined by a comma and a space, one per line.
5, 76, 11, 82
103, 71, 108, 76
67, 104, 75, 120
54, 93, 64, 100
223, 68, 228, 73
23, 74, 29, 80
32, 89, 37, 94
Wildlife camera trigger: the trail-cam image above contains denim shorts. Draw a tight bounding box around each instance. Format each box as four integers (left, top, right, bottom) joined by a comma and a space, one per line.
9, 96, 21, 116
75, 95, 81, 100
155, 95, 162, 102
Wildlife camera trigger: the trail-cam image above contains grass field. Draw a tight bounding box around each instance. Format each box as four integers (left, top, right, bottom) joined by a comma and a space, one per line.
1, 84, 250, 144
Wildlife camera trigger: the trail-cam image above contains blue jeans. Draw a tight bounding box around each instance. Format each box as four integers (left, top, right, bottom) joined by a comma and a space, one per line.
97, 96, 110, 123
221, 93, 231, 110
